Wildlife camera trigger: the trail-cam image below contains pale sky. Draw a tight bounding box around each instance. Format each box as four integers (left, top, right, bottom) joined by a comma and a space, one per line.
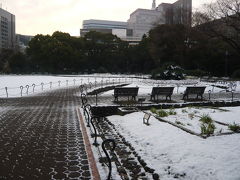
1, 0, 213, 36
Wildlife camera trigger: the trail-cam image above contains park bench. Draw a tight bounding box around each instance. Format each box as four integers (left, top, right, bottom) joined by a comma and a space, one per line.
113, 87, 139, 101
150, 87, 174, 101
183, 86, 206, 100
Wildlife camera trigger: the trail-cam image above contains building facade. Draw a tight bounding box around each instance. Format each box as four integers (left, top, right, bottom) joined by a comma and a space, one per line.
0, 8, 15, 50
80, 19, 127, 39
80, 0, 192, 43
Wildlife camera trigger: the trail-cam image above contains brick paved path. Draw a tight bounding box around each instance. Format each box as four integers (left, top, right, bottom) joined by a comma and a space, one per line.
0, 87, 95, 179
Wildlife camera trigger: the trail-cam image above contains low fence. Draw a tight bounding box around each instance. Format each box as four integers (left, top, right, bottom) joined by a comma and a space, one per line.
0, 76, 138, 98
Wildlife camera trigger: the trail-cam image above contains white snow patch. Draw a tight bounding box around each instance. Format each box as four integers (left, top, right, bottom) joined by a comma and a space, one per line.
108, 110, 240, 180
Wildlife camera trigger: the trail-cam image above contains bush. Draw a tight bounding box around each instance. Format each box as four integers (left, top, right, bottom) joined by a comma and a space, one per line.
231, 69, 240, 79
199, 114, 213, 124
199, 114, 216, 135
157, 109, 168, 117
150, 107, 157, 114
151, 64, 185, 80
228, 123, 240, 132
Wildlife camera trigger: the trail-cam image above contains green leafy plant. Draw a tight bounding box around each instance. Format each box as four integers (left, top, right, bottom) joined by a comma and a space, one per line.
157, 109, 168, 117
228, 123, 240, 132
199, 114, 213, 124
199, 114, 216, 135
150, 107, 157, 114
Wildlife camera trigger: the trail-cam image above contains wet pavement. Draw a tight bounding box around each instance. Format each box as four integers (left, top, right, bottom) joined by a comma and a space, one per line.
0, 84, 239, 180
0, 87, 93, 179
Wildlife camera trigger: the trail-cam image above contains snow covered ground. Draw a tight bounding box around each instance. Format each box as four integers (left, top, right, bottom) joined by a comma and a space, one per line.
0, 74, 131, 98
108, 109, 240, 180
1, 75, 239, 98
148, 106, 240, 134
101, 80, 239, 97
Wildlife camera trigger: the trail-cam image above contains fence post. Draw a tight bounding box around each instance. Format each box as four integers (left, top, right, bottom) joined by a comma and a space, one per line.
20, 86, 23, 97
50, 82, 52, 89
26, 85, 29, 95
73, 79, 76, 86
41, 83, 44, 91
5, 87, 8, 98
58, 81, 61, 87
32, 84, 35, 93
66, 80, 69, 87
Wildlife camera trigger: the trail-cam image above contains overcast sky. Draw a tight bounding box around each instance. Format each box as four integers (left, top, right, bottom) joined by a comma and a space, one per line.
1, 0, 213, 36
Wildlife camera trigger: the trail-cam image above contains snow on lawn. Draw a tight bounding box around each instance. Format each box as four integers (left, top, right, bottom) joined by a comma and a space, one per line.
149, 106, 240, 134
108, 111, 240, 180
101, 80, 229, 97
0, 74, 129, 98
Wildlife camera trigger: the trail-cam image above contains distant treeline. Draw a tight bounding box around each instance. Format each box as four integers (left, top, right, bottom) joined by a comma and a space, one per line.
0, 24, 239, 78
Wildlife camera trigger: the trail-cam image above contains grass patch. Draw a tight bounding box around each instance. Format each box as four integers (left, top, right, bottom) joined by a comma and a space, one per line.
228, 123, 240, 132
199, 114, 216, 136
182, 109, 188, 113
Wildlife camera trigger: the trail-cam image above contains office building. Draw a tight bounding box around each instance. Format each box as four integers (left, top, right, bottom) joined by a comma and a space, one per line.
80, 0, 192, 43
0, 8, 15, 50
80, 19, 128, 39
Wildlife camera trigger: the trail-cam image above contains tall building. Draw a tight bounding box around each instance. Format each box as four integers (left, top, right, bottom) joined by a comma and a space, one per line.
0, 8, 16, 50
80, 0, 192, 43
80, 19, 127, 39
173, 0, 192, 25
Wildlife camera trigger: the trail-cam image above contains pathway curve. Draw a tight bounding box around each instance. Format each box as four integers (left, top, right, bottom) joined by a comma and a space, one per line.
0, 87, 95, 179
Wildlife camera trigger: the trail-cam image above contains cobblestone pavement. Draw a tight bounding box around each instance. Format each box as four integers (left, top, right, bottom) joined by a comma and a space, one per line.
0, 87, 93, 179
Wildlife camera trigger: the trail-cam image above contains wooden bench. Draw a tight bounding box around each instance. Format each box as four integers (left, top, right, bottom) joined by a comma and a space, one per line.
183, 86, 206, 100
150, 87, 174, 101
113, 87, 139, 101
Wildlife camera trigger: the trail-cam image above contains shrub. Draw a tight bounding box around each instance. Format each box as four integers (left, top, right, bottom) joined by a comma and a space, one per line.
201, 122, 216, 135
199, 114, 216, 135
151, 64, 185, 80
157, 109, 168, 117
199, 114, 213, 124
150, 107, 157, 114
228, 123, 240, 132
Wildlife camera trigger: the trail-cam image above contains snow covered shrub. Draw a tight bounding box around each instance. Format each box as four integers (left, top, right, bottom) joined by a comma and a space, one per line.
151, 64, 185, 80
228, 123, 240, 132
199, 114, 216, 135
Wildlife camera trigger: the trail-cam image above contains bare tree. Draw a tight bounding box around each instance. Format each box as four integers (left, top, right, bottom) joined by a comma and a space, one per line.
196, 0, 240, 54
